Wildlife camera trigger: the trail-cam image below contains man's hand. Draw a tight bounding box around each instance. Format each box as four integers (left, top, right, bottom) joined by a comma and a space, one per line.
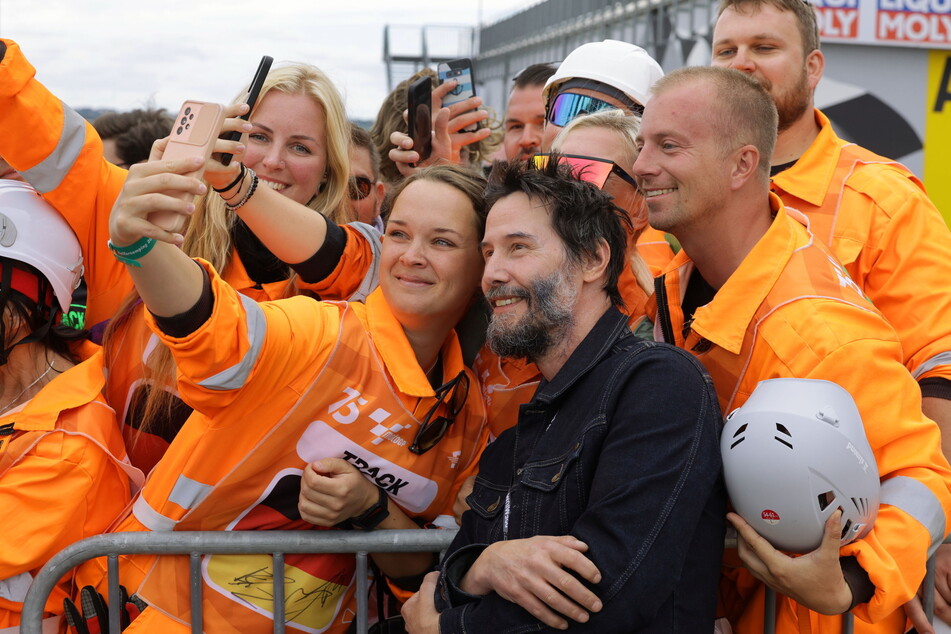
460, 535, 602, 629
728, 510, 853, 615
388, 78, 491, 177
298, 458, 377, 527
904, 542, 951, 634
402, 571, 441, 634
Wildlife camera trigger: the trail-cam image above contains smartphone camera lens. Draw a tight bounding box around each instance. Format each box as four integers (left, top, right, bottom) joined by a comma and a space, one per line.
189, 113, 194, 120
181, 117, 187, 125
177, 126, 184, 135
184, 107, 192, 115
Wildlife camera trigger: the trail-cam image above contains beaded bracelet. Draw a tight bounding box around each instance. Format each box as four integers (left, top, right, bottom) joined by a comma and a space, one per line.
108, 236, 156, 268
213, 164, 246, 194
225, 168, 259, 211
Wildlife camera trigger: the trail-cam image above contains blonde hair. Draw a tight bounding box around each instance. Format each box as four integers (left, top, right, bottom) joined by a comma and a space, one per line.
186, 62, 353, 271
108, 62, 354, 446
551, 110, 653, 296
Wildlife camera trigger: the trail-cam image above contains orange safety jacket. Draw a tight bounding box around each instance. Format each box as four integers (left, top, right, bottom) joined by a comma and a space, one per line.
654, 198, 951, 633
771, 110, 951, 385
0, 349, 142, 631
0, 38, 132, 330
102, 261, 487, 633
109, 224, 381, 475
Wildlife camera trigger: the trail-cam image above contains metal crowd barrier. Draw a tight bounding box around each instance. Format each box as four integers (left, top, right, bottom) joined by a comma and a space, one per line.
20, 530, 457, 634
20, 531, 941, 634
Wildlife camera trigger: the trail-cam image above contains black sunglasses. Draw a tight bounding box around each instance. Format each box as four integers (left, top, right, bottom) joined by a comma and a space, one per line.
349, 176, 374, 200
410, 371, 470, 455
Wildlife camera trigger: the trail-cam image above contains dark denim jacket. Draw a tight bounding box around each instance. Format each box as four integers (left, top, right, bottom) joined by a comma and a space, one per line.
435, 307, 726, 633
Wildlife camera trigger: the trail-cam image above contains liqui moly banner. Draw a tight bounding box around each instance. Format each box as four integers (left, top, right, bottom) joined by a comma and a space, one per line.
814, 0, 951, 48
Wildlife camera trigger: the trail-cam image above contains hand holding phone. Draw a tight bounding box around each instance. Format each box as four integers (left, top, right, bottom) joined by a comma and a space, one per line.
158, 100, 225, 231
407, 76, 433, 165
438, 58, 478, 133
218, 55, 274, 166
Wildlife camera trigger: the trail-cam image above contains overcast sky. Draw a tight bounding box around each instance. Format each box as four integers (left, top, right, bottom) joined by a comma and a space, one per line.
0, 0, 536, 121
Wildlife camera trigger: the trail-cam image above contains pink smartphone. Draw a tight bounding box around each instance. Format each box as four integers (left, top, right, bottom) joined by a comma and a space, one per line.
158, 100, 225, 231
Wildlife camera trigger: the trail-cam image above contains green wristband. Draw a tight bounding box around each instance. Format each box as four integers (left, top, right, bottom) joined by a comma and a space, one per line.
108, 236, 157, 268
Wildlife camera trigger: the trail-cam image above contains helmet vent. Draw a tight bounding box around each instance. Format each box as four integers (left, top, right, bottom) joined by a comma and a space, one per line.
773, 422, 794, 448
841, 518, 854, 539
773, 435, 794, 450
729, 423, 748, 449
851, 497, 869, 516
817, 490, 836, 511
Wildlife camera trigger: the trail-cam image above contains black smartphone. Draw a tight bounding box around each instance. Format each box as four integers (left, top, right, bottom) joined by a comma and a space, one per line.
438, 58, 478, 132
219, 55, 274, 166
407, 76, 433, 165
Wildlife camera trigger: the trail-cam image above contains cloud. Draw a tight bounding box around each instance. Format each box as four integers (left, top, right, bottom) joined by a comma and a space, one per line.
0, 0, 532, 120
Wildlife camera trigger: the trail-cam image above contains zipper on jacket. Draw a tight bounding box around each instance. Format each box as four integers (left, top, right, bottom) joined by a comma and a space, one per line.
0, 423, 14, 436
654, 275, 677, 345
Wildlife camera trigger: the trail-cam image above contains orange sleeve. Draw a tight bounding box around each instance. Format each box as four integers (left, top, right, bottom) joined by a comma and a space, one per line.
799, 308, 951, 622
297, 223, 381, 301
844, 167, 951, 384
145, 259, 342, 419
0, 38, 133, 328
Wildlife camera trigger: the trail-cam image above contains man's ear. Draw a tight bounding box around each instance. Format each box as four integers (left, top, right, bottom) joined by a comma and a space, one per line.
730, 145, 760, 191
581, 238, 611, 284
805, 49, 825, 92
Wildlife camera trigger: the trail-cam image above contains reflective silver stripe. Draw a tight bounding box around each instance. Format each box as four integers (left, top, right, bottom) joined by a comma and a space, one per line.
19, 102, 87, 194
912, 351, 951, 380
168, 474, 213, 510
881, 475, 947, 556
347, 222, 382, 302
0, 571, 32, 602
132, 496, 177, 531
198, 295, 266, 390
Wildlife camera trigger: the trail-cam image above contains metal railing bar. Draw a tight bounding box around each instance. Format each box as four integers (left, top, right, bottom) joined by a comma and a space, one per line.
190, 552, 202, 634
273, 552, 285, 634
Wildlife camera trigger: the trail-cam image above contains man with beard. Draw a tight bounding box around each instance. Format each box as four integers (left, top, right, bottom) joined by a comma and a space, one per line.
712, 13, 951, 625
401, 158, 726, 633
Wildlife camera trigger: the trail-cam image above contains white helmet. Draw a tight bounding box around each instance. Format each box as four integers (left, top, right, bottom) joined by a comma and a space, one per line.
721, 378, 879, 554
543, 40, 664, 107
0, 180, 83, 313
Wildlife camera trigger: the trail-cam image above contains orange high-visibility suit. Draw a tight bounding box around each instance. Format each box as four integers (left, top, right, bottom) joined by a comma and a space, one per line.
0, 349, 141, 631
98, 261, 487, 633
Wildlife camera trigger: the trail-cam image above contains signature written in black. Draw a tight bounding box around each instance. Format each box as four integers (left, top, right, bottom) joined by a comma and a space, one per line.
229, 566, 352, 622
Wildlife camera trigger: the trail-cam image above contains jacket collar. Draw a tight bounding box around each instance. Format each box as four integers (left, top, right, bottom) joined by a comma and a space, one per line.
533, 306, 630, 406
365, 287, 466, 398
770, 109, 839, 207
7, 348, 107, 432
689, 195, 806, 354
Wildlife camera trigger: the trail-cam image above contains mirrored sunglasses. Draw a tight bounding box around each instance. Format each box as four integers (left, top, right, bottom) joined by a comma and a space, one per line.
533, 153, 638, 190
349, 176, 374, 200
546, 92, 619, 127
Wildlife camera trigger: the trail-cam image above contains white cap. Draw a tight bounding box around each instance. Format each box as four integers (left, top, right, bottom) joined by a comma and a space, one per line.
543, 40, 664, 107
